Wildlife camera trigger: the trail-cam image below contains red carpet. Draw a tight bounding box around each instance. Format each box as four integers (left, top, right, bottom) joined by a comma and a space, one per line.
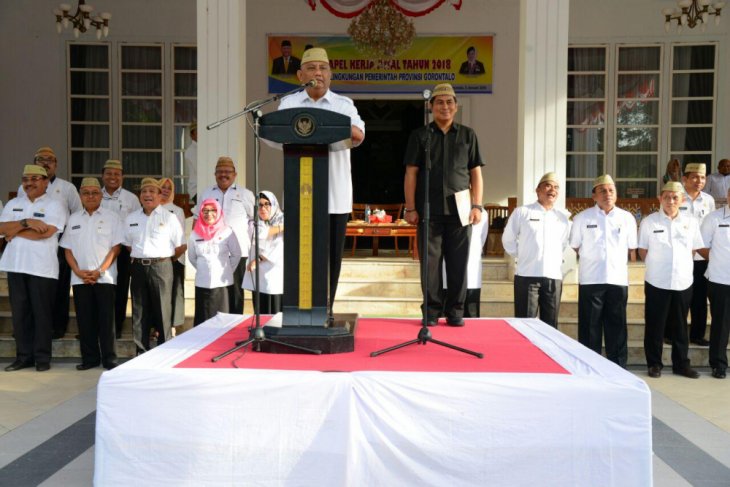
175, 317, 569, 374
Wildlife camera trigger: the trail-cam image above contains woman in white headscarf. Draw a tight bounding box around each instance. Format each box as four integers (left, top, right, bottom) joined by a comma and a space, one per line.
242, 191, 284, 314
159, 178, 187, 332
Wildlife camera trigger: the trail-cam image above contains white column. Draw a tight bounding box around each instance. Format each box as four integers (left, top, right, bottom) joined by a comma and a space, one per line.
196, 0, 247, 194
517, 0, 569, 207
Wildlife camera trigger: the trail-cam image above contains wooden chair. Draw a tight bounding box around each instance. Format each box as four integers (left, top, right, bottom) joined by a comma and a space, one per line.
483, 205, 510, 256
350, 203, 404, 256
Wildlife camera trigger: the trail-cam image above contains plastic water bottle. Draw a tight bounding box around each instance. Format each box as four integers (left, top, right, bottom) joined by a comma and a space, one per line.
364, 204, 371, 222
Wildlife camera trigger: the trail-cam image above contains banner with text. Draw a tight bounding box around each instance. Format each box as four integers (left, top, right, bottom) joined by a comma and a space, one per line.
267, 35, 493, 95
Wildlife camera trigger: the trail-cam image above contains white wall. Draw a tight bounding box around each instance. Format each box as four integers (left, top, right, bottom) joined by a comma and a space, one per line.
245, 0, 521, 205
0, 0, 196, 200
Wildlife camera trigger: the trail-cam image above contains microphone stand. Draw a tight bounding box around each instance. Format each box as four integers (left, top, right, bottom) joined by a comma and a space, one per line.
371, 92, 482, 359
211, 85, 321, 362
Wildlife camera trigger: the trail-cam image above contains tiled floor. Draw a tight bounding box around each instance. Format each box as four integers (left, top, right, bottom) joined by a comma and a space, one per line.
1, 360, 729, 486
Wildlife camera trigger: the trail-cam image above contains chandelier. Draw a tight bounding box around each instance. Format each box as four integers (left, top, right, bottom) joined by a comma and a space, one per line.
662, 0, 724, 31
347, 0, 416, 59
53, 0, 111, 39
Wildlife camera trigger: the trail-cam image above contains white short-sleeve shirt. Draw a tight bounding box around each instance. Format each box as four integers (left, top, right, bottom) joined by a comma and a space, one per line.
638, 210, 703, 290
163, 202, 187, 264
123, 205, 184, 259
277, 89, 365, 214
102, 186, 142, 219
197, 184, 255, 257
700, 206, 730, 285
59, 207, 124, 285
18, 177, 81, 216
188, 227, 242, 289
502, 202, 572, 281
569, 205, 638, 286
680, 190, 715, 261
0, 193, 66, 279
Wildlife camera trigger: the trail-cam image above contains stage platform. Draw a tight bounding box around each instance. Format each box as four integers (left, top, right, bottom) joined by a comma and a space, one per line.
95, 315, 652, 486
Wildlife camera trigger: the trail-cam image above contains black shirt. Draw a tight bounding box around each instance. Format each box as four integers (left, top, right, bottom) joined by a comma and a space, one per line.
403, 122, 483, 216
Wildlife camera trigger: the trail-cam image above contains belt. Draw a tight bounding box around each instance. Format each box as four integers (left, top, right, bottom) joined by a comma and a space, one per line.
131, 257, 171, 266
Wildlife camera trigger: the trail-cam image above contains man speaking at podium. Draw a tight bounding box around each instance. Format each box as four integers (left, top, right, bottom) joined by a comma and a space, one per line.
277, 47, 365, 322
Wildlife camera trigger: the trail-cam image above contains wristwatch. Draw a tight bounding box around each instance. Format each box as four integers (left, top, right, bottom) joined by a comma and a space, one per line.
20, 219, 28, 228
98, 268, 106, 277
471, 204, 483, 210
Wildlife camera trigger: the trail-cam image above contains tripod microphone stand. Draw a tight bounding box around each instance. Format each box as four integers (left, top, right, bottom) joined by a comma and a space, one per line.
210, 83, 321, 362
371, 90, 482, 359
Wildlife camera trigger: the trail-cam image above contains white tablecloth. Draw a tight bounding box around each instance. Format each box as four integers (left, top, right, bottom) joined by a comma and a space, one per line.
95, 314, 652, 486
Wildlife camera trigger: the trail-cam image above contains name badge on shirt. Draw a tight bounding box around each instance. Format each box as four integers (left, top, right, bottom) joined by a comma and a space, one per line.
72, 225, 81, 230
12, 208, 22, 212
130, 223, 139, 227
720, 224, 730, 228
679, 207, 687, 211
587, 224, 598, 229
195, 238, 204, 242
33, 212, 45, 218
653, 230, 664, 233
529, 218, 540, 222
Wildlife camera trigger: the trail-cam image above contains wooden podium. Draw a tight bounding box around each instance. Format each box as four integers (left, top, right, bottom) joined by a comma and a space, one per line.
259, 107, 355, 350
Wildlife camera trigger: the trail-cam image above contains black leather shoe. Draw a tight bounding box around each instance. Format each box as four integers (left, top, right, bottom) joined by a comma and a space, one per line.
103, 362, 118, 370
690, 338, 710, 346
446, 317, 465, 327
647, 366, 662, 378
35, 363, 50, 372
421, 319, 437, 327
76, 363, 100, 371
711, 368, 726, 379
673, 367, 700, 379
4, 360, 34, 372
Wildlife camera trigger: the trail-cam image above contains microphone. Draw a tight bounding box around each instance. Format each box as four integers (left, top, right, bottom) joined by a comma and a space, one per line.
302, 79, 318, 88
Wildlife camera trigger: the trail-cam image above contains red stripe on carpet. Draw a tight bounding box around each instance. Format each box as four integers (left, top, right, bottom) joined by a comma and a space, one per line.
174, 317, 569, 374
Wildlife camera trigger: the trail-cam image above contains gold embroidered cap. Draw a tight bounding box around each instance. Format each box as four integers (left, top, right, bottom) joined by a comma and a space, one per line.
34, 146, 56, 159
103, 159, 123, 171
661, 181, 684, 193
80, 177, 101, 189
140, 177, 161, 191
684, 163, 706, 175
23, 164, 48, 177
538, 172, 559, 186
430, 83, 457, 102
301, 47, 329, 65
592, 174, 615, 189
216, 156, 235, 170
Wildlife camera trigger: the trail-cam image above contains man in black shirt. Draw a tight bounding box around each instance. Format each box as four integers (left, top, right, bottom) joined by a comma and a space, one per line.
403, 83, 484, 326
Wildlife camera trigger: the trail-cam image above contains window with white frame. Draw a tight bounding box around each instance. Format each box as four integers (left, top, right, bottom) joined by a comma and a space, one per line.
566, 42, 717, 199
67, 42, 196, 193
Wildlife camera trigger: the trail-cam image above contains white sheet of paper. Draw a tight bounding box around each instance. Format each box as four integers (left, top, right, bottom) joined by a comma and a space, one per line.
454, 189, 471, 226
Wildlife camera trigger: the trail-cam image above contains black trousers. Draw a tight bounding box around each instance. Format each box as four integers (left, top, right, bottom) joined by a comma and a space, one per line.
73, 283, 116, 366
418, 216, 471, 321
114, 246, 131, 337
464, 288, 481, 318
253, 293, 283, 315
643, 282, 692, 370
194, 286, 229, 326
7, 272, 56, 365
578, 284, 628, 367
229, 257, 247, 315
130, 260, 173, 351
329, 213, 349, 310
708, 281, 730, 372
514, 275, 563, 328
170, 260, 185, 326
52, 246, 72, 337
689, 260, 709, 341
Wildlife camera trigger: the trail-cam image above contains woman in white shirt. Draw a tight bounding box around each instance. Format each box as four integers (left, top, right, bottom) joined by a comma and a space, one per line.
160, 178, 188, 330
243, 191, 284, 314
188, 199, 241, 325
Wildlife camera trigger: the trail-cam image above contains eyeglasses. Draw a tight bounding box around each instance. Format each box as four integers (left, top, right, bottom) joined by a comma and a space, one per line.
258, 202, 271, 208
34, 157, 56, 164
22, 176, 45, 183
201, 209, 218, 214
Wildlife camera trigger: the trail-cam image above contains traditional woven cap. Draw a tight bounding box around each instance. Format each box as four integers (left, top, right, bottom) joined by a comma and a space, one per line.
23, 164, 47, 177
661, 181, 684, 193
103, 159, 122, 171
80, 177, 101, 189
140, 177, 161, 191
34, 146, 56, 158
592, 174, 615, 189
430, 83, 457, 101
684, 163, 706, 175
538, 172, 559, 186
189, 121, 197, 132
301, 47, 329, 65
216, 156, 235, 169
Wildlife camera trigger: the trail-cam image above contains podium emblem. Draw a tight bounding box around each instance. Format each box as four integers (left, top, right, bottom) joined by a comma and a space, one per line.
293, 115, 315, 138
